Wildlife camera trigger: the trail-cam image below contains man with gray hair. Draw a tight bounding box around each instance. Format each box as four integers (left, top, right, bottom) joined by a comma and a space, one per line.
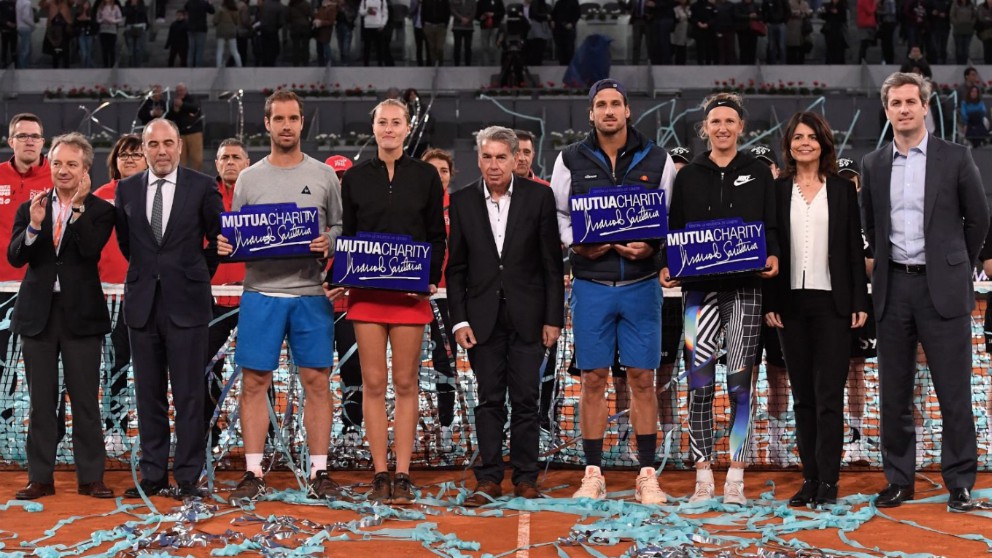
861, 71, 988, 512
447, 125, 564, 506
8, 133, 116, 500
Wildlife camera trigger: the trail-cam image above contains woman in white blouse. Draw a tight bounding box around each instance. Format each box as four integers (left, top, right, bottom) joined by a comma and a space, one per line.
763, 111, 868, 508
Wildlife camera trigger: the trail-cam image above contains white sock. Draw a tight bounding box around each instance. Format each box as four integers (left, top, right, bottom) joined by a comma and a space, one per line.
310, 454, 328, 477
245, 453, 264, 477
726, 466, 744, 483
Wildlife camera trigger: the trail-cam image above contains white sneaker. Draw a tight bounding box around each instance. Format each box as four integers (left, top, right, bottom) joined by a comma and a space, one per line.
687, 468, 715, 504
634, 467, 667, 504
572, 465, 607, 499
723, 479, 747, 506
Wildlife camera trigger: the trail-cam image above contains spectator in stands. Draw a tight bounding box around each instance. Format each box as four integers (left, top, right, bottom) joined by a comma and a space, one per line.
165, 9, 188, 67
763, 0, 789, 64
214, 0, 243, 66
41, 0, 74, 68
184, 0, 214, 67
765, 112, 868, 508
360, 0, 389, 66
9, 133, 116, 502
313, 0, 337, 66
961, 85, 989, 147
626, 0, 654, 65
713, 0, 736, 63
691, 0, 718, 64
651, 0, 675, 64
899, 45, 932, 78
978, 0, 992, 63
785, 0, 811, 64
287, 0, 313, 66
410, 0, 427, 64
821, 0, 847, 64
451, 0, 476, 65
476, 0, 504, 65
166, 83, 204, 171
337, 0, 358, 64
876, 0, 896, 63
550, 0, 578, 66
950, 0, 976, 65
0, 114, 51, 425
93, 134, 146, 456
959, 66, 982, 100
856, 0, 877, 63
928, 0, 951, 64
204, 138, 249, 449
137, 84, 167, 125
902, 0, 928, 59
421, 0, 449, 65
15, 0, 33, 68
523, 0, 551, 66
672, 0, 689, 64
257, 0, 286, 66
233, 0, 250, 65
0, 0, 16, 68
74, 0, 96, 67
96, 0, 122, 68
122, 0, 148, 67
734, 0, 759, 65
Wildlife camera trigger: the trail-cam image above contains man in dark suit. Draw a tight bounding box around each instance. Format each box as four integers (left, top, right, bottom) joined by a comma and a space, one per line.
447, 126, 564, 506
8, 133, 115, 500
115, 118, 223, 499
861, 72, 989, 512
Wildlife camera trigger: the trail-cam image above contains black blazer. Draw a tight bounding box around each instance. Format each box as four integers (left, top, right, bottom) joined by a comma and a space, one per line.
861, 135, 989, 319
763, 175, 868, 318
114, 167, 223, 329
446, 177, 564, 345
7, 193, 115, 337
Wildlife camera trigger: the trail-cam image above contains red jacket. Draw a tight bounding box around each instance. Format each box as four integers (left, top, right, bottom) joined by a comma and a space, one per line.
857, 0, 877, 28
94, 180, 129, 283
212, 178, 246, 307
0, 156, 50, 281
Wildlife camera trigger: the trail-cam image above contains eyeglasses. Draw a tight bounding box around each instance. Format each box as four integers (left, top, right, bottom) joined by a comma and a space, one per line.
12, 133, 44, 142
118, 152, 145, 161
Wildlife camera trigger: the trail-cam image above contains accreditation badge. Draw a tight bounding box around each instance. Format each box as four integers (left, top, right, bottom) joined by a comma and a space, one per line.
569, 186, 667, 245
331, 232, 432, 294
666, 218, 768, 280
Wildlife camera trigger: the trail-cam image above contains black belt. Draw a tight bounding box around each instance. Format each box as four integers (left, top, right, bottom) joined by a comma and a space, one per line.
889, 260, 926, 274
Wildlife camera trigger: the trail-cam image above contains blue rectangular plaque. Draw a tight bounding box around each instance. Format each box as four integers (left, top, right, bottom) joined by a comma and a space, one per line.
666, 218, 767, 279
331, 232, 432, 294
569, 186, 667, 245
221, 203, 322, 261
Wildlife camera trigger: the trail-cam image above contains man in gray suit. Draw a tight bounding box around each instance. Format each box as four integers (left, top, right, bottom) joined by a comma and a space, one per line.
861, 71, 989, 512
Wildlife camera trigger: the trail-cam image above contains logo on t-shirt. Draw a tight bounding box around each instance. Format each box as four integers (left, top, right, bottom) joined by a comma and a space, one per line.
301, 185, 312, 195
733, 175, 756, 187
0, 184, 9, 205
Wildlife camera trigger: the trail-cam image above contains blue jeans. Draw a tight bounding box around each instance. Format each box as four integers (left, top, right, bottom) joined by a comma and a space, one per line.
126, 32, 145, 67
78, 34, 93, 67
765, 22, 785, 64
17, 29, 31, 68
336, 22, 353, 64
188, 31, 206, 67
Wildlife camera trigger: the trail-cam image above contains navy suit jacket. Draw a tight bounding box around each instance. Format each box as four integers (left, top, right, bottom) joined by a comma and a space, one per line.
114, 167, 223, 328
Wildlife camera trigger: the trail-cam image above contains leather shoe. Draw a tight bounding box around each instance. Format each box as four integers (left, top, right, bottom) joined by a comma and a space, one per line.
15, 482, 55, 500
788, 479, 819, 507
875, 484, 914, 508
948, 488, 978, 513
814, 482, 838, 506
464, 480, 502, 507
177, 481, 207, 499
79, 480, 114, 499
124, 479, 170, 499
513, 481, 541, 499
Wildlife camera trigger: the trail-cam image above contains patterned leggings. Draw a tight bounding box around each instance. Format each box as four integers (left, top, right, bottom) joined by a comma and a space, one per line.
683, 288, 762, 463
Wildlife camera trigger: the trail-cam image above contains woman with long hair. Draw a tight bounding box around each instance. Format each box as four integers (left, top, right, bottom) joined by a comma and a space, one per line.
764, 112, 868, 507
661, 91, 780, 506
332, 99, 446, 504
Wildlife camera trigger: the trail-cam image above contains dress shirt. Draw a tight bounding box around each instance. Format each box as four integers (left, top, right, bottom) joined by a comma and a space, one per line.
25, 191, 75, 291
889, 134, 928, 265
790, 182, 831, 291
147, 168, 178, 234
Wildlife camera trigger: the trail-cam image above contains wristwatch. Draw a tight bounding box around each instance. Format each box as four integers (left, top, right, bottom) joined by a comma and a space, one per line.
71, 205, 85, 214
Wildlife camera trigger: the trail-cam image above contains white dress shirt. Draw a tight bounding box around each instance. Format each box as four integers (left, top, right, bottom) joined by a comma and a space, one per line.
25, 191, 75, 292
146, 168, 178, 233
790, 182, 832, 291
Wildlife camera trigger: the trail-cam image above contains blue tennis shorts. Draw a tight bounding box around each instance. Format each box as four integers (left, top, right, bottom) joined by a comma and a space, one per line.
235, 292, 335, 371
571, 277, 662, 371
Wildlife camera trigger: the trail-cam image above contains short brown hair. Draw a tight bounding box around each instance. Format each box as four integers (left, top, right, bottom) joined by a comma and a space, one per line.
264, 90, 304, 119
9, 113, 43, 137
880, 72, 932, 107
421, 148, 455, 173
515, 129, 536, 144
49, 132, 94, 169
779, 111, 838, 180
108, 134, 142, 179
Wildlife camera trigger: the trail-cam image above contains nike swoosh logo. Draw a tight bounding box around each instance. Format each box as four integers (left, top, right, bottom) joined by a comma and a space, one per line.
733, 175, 756, 187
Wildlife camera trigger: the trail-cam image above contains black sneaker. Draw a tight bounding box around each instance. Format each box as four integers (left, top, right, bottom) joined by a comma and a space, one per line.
368, 471, 392, 504
392, 473, 415, 505
228, 471, 266, 505
308, 470, 340, 499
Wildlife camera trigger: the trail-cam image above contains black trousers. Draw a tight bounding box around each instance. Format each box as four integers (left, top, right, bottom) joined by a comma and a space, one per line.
23, 295, 105, 484
877, 270, 977, 490
334, 310, 364, 428
453, 29, 473, 65
130, 286, 208, 484
778, 290, 850, 484
104, 301, 131, 432
427, 298, 456, 427
468, 300, 544, 485
552, 26, 575, 65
